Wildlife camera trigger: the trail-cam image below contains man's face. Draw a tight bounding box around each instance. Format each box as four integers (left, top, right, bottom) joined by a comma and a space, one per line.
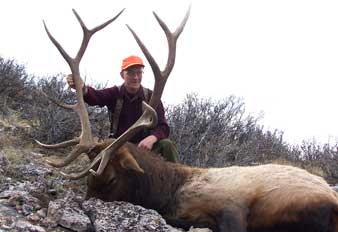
121, 65, 144, 94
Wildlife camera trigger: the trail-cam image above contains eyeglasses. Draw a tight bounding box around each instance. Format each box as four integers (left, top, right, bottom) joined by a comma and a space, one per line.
125, 70, 144, 77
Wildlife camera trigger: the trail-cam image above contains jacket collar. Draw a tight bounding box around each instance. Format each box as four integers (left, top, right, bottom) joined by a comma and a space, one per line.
119, 84, 144, 102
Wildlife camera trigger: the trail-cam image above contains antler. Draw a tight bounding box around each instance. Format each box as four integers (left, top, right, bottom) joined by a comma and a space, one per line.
36, 9, 124, 167
128, 7, 191, 109
62, 6, 191, 179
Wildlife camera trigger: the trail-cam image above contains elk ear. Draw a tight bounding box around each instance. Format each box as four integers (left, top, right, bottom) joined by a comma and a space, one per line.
119, 147, 144, 173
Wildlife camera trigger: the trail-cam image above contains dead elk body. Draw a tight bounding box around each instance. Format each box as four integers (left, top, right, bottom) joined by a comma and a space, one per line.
86, 142, 338, 232
36, 7, 338, 232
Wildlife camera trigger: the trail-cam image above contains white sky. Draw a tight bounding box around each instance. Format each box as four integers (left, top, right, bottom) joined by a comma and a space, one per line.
1, 0, 338, 145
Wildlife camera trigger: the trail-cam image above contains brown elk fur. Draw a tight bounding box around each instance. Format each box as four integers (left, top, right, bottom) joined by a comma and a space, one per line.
86, 142, 338, 232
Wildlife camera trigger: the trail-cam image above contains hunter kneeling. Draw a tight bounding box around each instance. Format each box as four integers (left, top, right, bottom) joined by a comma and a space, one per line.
66, 55, 178, 163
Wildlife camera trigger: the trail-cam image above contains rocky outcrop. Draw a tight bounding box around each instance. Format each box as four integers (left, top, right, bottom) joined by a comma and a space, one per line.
0, 152, 211, 232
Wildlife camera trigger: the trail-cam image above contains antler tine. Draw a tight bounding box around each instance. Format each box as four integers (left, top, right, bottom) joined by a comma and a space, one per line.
34, 137, 80, 149
60, 147, 103, 179
43, 21, 73, 68
46, 145, 89, 168
39, 90, 75, 110
90, 9, 125, 33
72, 8, 125, 63
126, 25, 161, 83
154, 5, 191, 77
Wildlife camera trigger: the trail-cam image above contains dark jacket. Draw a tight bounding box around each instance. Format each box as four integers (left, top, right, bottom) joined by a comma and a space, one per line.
83, 84, 170, 143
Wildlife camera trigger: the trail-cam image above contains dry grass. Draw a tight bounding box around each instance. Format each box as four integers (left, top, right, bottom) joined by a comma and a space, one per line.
1, 147, 28, 165
0, 147, 29, 182
0, 111, 31, 129
0, 112, 32, 150
270, 158, 325, 178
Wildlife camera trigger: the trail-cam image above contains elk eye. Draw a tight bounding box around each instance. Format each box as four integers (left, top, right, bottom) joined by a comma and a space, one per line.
108, 177, 117, 186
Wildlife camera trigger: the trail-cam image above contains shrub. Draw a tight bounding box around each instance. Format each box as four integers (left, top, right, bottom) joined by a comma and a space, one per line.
0, 57, 35, 114
1, 56, 338, 182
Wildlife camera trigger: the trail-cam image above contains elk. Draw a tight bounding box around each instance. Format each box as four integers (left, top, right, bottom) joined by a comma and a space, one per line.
36, 7, 338, 232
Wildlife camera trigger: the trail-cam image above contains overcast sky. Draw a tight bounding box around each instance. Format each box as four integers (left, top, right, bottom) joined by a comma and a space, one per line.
1, 0, 338, 145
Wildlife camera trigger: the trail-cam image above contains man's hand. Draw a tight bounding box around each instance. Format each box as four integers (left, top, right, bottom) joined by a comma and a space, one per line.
66, 74, 86, 94
138, 135, 158, 150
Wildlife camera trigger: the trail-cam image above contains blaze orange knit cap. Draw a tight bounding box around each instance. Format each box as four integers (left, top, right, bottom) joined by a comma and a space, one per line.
121, 55, 144, 71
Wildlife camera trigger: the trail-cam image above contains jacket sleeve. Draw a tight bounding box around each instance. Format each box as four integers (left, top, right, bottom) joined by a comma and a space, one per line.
83, 86, 117, 107
150, 100, 170, 140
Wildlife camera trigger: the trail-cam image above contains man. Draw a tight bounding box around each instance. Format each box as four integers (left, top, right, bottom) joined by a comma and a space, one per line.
66, 55, 178, 162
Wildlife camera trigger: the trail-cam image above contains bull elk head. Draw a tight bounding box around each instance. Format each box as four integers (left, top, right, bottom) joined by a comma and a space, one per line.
36, 6, 191, 179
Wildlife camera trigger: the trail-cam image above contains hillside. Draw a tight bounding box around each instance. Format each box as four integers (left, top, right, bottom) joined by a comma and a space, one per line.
0, 113, 214, 231
1, 57, 338, 231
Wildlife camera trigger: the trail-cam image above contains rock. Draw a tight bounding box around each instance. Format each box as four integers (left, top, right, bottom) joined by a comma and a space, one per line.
16, 163, 53, 177
45, 200, 65, 227
22, 203, 34, 216
331, 185, 338, 192
0, 203, 22, 230
0, 189, 40, 209
46, 192, 91, 231
59, 206, 91, 232
0, 152, 8, 167
29, 152, 44, 158
40, 217, 58, 228
47, 189, 57, 196
83, 198, 170, 232
168, 226, 213, 232
0, 158, 213, 232
26, 213, 41, 222
36, 208, 47, 218
15, 219, 46, 232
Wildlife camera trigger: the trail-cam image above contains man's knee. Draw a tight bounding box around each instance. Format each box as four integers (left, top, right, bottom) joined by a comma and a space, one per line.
158, 138, 176, 149
152, 139, 179, 163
